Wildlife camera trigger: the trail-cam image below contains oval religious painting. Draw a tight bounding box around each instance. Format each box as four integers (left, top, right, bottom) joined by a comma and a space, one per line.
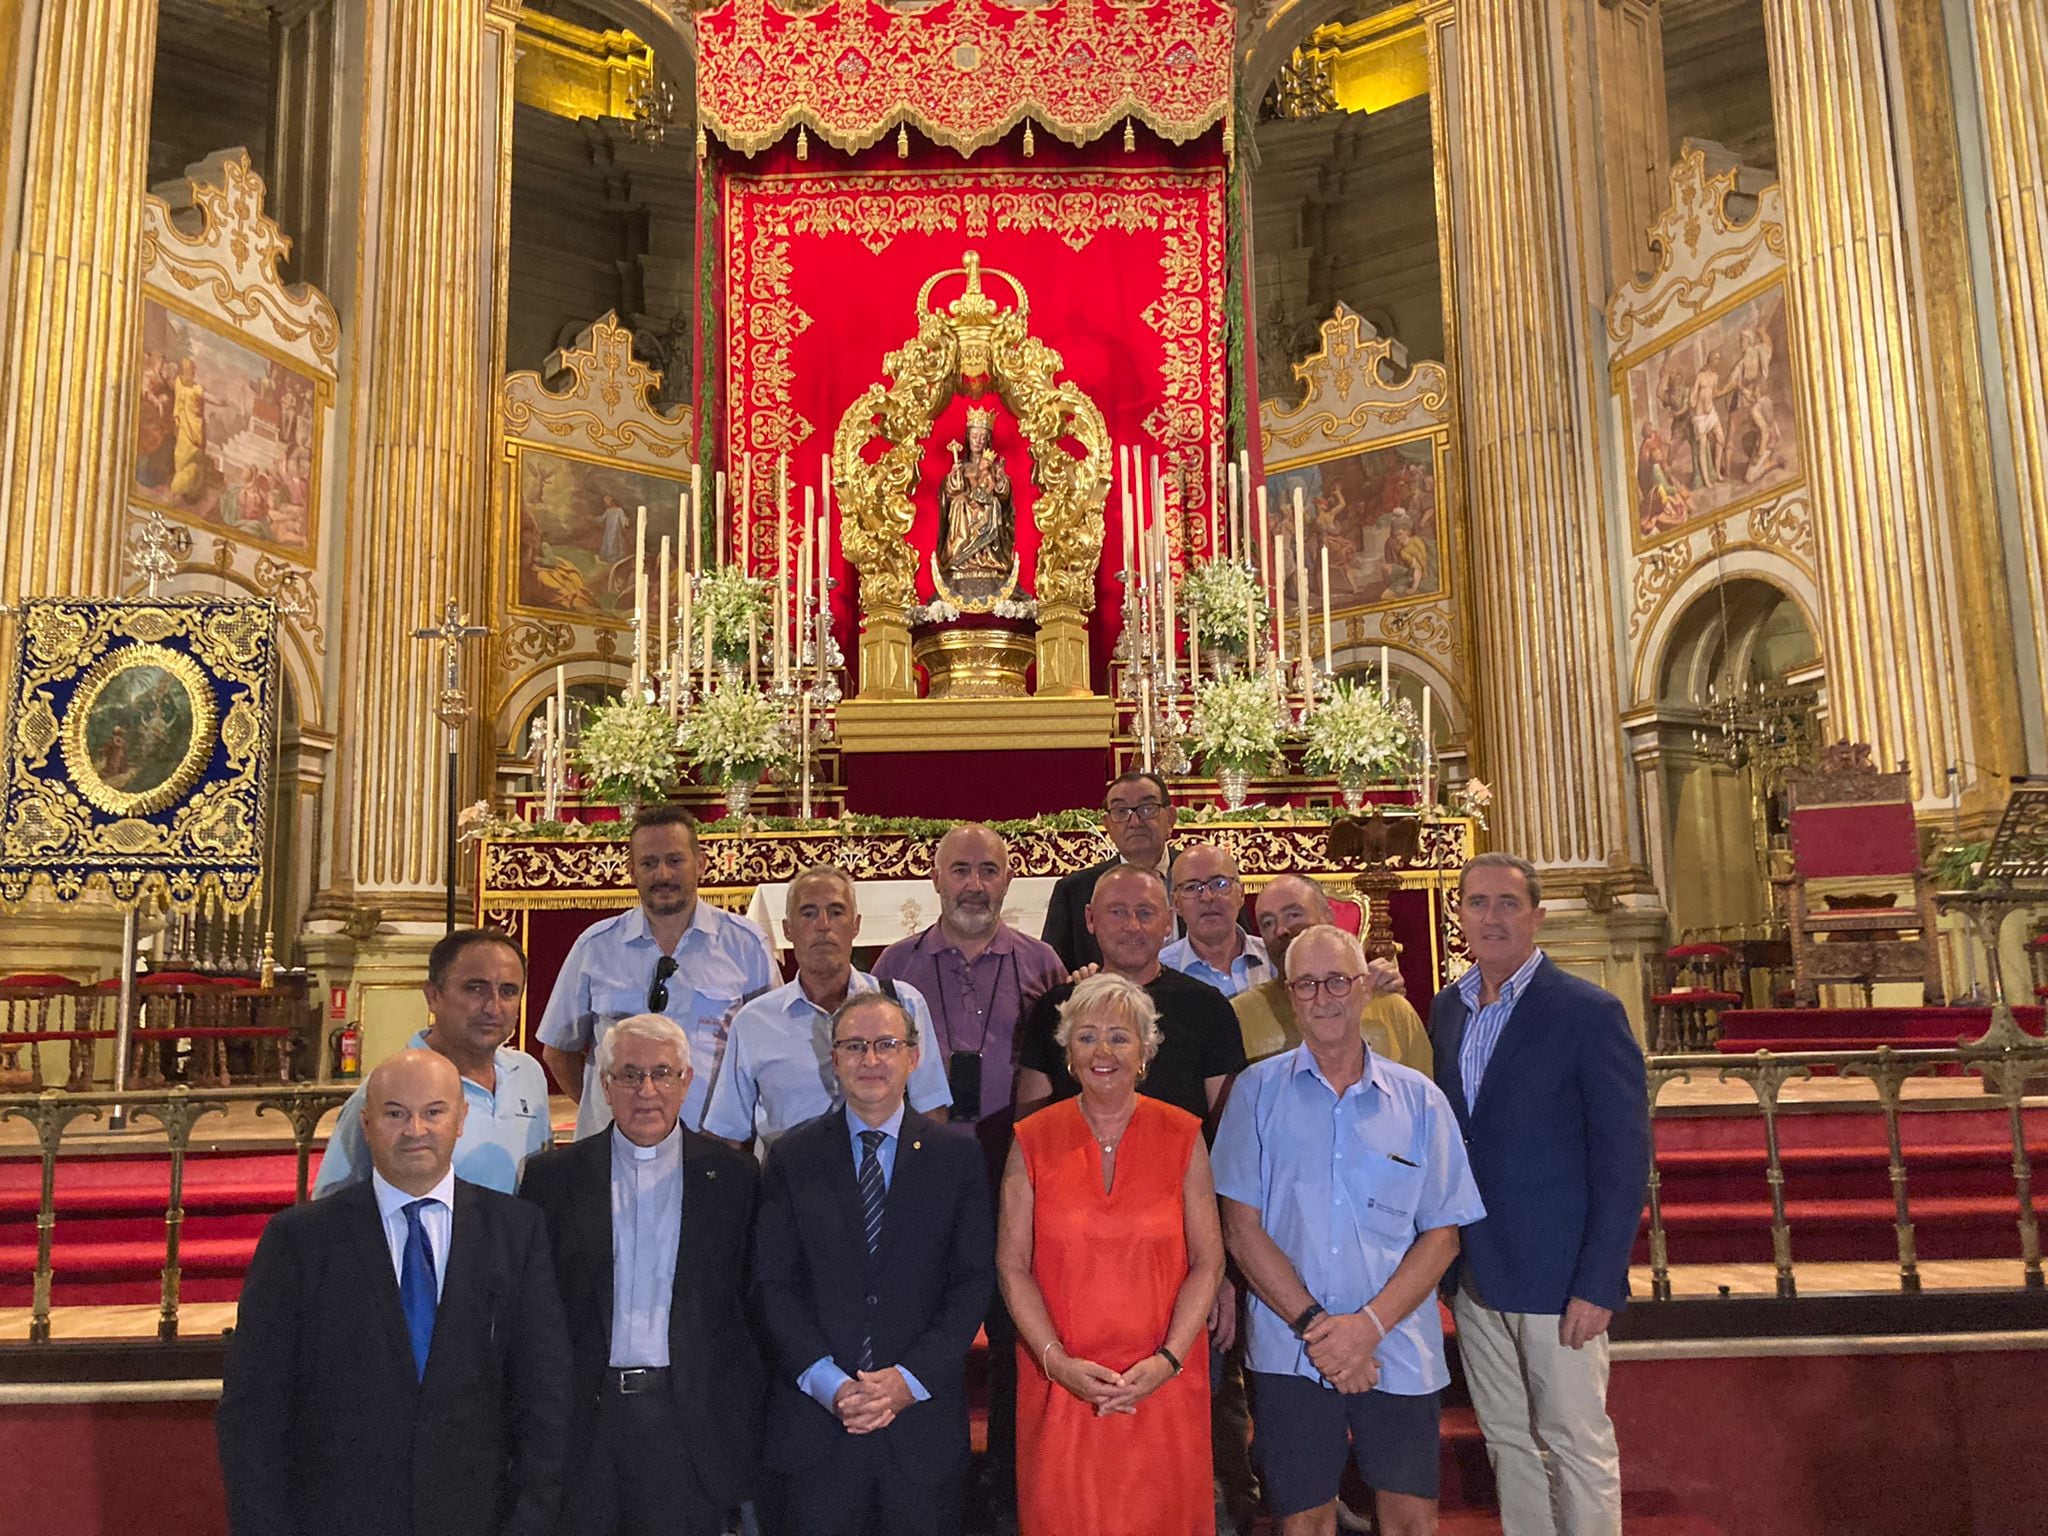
60, 643, 218, 817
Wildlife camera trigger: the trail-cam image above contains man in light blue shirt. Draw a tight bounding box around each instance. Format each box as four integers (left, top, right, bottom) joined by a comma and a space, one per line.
538, 803, 776, 1138
703, 864, 951, 1152
1160, 840, 1271, 998
1214, 924, 1483, 1536
315, 927, 554, 1196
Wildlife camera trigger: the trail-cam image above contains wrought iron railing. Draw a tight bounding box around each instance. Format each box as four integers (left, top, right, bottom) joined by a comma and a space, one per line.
1645, 1020, 2048, 1302
0, 1084, 352, 1344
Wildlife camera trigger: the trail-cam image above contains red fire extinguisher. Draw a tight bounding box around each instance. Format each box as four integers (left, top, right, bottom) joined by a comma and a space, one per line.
328, 984, 361, 1079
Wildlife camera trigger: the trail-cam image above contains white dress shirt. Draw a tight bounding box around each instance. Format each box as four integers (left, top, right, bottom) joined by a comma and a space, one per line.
370, 1166, 455, 1299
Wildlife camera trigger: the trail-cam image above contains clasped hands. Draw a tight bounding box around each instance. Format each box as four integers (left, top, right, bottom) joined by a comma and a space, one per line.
1046, 1345, 1177, 1417
1303, 1311, 1382, 1395
830, 1367, 916, 1435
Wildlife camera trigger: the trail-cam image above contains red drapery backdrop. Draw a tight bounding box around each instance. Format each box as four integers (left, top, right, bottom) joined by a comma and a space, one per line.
717, 131, 1228, 693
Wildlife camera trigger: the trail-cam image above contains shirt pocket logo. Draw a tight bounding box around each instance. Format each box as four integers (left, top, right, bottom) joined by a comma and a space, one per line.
1357, 1154, 1427, 1243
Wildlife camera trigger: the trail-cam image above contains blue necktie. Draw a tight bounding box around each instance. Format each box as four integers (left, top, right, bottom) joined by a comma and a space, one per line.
399, 1198, 438, 1381
857, 1130, 886, 1369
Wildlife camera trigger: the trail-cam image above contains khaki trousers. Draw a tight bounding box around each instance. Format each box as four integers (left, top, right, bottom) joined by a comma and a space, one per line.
1451, 1290, 1621, 1536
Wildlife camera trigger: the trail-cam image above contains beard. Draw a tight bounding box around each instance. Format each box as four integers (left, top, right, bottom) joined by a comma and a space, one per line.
942, 897, 998, 937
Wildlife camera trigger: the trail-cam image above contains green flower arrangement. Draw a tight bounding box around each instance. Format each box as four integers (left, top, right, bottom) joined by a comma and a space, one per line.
1302, 680, 1418, 782
1191, 672, 1284, 774
573, 694, 681, 806
1180, 556, 1271, 656
679, 681, 789, 785
697, 564, 772, 663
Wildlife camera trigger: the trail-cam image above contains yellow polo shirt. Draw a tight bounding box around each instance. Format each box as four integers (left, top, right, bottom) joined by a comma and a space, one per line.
1231, 978, 1435, 1075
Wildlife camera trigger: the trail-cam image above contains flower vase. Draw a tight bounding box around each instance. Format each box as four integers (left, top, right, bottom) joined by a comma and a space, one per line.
1209, 650, 1240, 682
1337, 768, 1368, 814
1215, 764, 1252, 811
723, 773, 760, 820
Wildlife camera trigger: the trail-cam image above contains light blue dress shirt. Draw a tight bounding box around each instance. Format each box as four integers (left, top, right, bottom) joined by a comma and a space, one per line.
609, 1122, 684, 1368
793, 1102, 930, 1412
537, 899, 777, 1138
1160, 931, 1272, 999
370, 1166, 454, 1298
1454, 947, 1547, 1113
1212, 1044, 1485, 1395
701, 971, 952, 1151
315, 1030, 554, 1196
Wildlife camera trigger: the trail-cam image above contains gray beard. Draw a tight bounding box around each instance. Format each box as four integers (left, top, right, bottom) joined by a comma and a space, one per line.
942, 904, 998, 938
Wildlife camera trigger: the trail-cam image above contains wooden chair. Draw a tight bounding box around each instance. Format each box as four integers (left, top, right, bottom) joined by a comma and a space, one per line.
0, 974, 98, 1090
1646, 943, 1743, 1053
1775, 742, 1943, 1006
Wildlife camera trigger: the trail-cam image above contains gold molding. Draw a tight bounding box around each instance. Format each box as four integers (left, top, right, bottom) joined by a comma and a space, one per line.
833, 694, 1116, 752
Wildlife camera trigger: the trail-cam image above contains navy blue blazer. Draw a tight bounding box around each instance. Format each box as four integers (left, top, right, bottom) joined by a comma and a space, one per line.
1430, 955, 1651, 1315
751, 1106, 995, 1484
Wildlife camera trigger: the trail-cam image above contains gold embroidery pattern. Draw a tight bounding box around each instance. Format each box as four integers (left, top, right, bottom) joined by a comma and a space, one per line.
696, 0, 1233, 157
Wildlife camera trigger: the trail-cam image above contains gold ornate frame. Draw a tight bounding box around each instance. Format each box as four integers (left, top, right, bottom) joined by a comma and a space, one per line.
832, 251, 1111, 699
59, 643, 220, 817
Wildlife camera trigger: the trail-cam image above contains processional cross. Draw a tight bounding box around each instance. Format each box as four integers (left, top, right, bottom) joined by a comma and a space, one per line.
412, 600, 494, 930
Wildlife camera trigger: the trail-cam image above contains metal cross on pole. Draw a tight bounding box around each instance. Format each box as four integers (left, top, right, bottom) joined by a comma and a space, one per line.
412, 600, 493, 932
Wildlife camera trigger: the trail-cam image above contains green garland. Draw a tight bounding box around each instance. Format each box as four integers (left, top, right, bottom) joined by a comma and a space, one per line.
694, 134, 720, 551
1223, 91, 1251, 465
468, 801, 1350, 844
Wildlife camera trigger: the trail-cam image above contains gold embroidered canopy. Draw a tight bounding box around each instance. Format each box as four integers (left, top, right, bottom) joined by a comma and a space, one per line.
694, 0, 1236, 156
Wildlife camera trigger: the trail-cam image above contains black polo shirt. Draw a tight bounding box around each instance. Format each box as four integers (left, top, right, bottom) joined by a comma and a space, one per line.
1016, 966, 1247, 1124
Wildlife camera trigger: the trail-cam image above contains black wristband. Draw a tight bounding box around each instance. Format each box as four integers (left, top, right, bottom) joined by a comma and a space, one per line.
1156, 1345, 1182, 1375
1291, 1302, 1326, 1339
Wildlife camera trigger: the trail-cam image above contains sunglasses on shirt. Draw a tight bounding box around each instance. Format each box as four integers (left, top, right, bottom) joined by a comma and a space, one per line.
648, 955, 678, 1013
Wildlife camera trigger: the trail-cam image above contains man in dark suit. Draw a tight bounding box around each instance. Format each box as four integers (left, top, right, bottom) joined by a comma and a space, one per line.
1040, 768, 1178, 969
217, 1049, 572, 1536
753, 990, 995, 1536
520, 1012, 766, 1536
1429, 853, 1651, 1536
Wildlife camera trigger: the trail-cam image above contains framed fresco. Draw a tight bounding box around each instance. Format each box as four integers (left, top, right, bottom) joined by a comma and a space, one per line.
1263, 426, 1453, 614
504, 442, 690, 627
129, 292, 331, 559
1614, 274, 1803, 550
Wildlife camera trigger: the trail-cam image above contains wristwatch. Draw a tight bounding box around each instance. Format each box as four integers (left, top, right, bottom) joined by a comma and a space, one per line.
1290, 1302, 1326, 1339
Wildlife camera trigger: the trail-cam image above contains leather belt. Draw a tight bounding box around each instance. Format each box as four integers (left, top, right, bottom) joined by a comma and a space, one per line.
604, 1366, 671, 1395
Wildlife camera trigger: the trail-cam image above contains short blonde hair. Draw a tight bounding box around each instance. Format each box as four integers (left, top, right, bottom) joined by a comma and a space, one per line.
1284, 923, 1368, 979
598, 1012, 692, 1077
1053, 972, 1163, 1062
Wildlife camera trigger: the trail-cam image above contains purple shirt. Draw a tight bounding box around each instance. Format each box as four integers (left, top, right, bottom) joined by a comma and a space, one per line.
872, 922, 1066, 1119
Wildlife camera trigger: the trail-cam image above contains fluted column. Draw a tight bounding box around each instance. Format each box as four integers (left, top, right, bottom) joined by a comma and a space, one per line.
1963, 2, 2048, 753
1762, 0, 2016, 807
0, 0, 159, 607
1437, 0, 1636, 878
318, 4, 490, 923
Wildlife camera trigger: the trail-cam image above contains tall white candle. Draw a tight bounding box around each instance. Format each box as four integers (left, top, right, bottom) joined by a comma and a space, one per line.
1164, 530, 1178, 689
1422, 684, 1433, 747
657, 535, 671, 674
739, 460, 752, 573
1274, 534, 1289, 669
1295, 530, 1311, 685
689, 467, 703, 577
1381, 644, 1390, 700
1226, 460, 1240, 560
715, 471, 727, 566
554, 665, 566, 739
1209, 444, 1220, 557
679, 561, 694, 692
1256, 485, 1271, 595
1320, 545, 1333, 674
633, 505, 648, 691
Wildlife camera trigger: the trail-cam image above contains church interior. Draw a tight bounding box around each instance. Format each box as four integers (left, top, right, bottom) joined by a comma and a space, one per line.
2, 0, 2047, 1531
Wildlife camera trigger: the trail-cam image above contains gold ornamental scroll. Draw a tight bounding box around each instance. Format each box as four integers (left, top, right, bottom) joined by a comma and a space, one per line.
833, 252, 1110, 700
694, 0, 1234, 157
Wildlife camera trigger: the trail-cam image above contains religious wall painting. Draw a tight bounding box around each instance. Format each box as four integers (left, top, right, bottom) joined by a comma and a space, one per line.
1263, 427, 1451, 614
1615, 277, 1802, 551
130, 295, 329, 559
506, 444, 687, 626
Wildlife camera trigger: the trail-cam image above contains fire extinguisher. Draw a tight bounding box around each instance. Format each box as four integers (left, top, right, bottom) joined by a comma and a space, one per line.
327, 984, 360, 1079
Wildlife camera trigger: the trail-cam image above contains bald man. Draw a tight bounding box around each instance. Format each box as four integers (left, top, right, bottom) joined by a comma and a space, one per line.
1233, 875, 1431, 1072
219, 1050, 572, 1536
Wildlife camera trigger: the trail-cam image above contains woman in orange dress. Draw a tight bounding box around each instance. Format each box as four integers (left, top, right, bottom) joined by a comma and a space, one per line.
998, 972, 1225, 1536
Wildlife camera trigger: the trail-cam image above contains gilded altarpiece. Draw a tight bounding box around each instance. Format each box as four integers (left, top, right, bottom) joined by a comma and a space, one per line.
1259, 305, 1467, 726
126, 152, 339, 730
490, 314, 697, 761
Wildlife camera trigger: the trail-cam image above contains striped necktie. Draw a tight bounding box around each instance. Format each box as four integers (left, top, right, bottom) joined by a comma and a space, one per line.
857, 1129, 886, 1369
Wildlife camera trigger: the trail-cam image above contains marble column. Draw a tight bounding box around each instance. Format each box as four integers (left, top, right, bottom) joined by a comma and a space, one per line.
1434, 0, 1638, 882
1961, 1, 2048, 759
0, 0, 159, 609
1761, 0, 2022, 810
315, 3, 491, 929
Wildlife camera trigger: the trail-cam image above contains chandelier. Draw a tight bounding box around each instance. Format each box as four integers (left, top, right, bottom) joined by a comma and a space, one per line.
626, 69, 676, 148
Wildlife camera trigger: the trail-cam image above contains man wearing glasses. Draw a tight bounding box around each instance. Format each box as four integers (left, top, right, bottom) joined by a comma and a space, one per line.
520, 1013, 766, 1536
538, 802, 776, 1139
1214, 925, 1483, 1536
752, 992, 995, 1535
703, 864, 952, 1154
1233, 875, 1428, 1072
1041, 769, 1180, 970
1161, 842, 1270, 998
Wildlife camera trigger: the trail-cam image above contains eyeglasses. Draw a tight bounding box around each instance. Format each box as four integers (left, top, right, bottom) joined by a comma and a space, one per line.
1173, 874, 1239, 899
648, 955, 678, 1013
608, 1064, 685, 1089
830, 1037, 914, 1061
1104, 801, 1166, 824
1285, 973, 1363, 1001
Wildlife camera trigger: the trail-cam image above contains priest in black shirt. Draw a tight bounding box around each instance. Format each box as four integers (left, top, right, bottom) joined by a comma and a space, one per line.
1015, 863, 1246, 1126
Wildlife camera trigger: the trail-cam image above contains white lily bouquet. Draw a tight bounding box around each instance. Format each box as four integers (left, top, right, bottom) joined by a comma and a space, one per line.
697, 564, 772, 665
1302, 680, 1418, 784
1181, 556, 1271, 660
1192, 672, 1285, 775
679, 680, 789, 786
573, 694, 681, 806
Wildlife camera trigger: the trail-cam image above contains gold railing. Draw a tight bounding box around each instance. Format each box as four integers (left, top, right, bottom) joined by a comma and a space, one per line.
1645, 1021, 2048, 1302
0, 1084, 352, 1344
